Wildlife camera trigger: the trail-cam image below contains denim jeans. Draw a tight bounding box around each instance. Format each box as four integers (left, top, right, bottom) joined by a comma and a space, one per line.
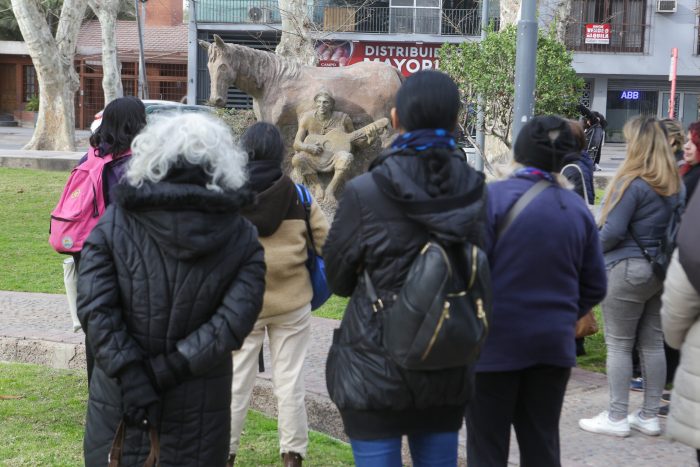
350, 431, 458, 467
603, 258, 665, 419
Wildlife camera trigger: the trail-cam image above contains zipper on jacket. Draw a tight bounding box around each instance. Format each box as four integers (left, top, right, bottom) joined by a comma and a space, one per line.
420, 300, 451, 362
468, 244, 478, 290
476, 298, 488, 331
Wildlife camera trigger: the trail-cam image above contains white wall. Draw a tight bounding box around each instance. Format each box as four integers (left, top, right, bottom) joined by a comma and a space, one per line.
568, 0, 700, 79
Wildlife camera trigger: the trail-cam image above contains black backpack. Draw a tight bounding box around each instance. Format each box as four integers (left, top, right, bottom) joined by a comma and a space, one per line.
364, 238, 491, 371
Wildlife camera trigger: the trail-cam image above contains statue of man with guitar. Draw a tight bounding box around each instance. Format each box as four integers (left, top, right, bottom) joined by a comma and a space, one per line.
292, 90, 388, 203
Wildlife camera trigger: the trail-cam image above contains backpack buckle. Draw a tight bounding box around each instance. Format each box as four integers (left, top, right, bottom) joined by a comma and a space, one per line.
372, 299, 384, 313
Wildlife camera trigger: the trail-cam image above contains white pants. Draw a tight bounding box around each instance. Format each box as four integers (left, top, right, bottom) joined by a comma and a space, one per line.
230, 304, 311, 456
63, 257, 81, 332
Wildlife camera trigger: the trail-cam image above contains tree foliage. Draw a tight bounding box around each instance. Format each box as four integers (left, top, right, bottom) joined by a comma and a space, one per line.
439, 24, 584, 149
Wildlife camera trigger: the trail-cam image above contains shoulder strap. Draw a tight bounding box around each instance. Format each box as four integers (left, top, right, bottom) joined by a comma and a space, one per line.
561, 163, 588, 202
295, 183, 317, 252
496, 180, 552, 241
628, 224, 655, 264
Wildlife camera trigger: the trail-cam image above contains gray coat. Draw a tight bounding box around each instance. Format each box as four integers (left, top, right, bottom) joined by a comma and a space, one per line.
661, 252, 700, 450
599, 178, 683, 267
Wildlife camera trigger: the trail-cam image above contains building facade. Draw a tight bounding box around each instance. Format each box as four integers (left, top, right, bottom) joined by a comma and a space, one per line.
189, 0, 500, 106
550, 0, 700, 141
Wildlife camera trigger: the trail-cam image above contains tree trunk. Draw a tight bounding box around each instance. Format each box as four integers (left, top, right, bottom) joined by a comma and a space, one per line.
275, 0, 317, 66
11, 0, 87, 151
89, 0, 123, 104
500, 0, 542, 27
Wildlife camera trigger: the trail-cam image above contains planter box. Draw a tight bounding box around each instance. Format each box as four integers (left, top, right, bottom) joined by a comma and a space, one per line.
13, 110, 37, 127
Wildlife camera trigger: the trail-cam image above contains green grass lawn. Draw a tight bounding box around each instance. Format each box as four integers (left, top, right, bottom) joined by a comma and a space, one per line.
0, 362, 353, 466
0, 168, 67, 294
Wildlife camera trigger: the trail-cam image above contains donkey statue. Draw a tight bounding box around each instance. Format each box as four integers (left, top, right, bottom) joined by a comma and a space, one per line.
199, 35, 403, 129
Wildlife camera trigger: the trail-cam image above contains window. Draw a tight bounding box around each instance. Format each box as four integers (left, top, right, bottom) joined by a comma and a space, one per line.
23, 65, 37, 102
389, 0, 441, 34
566, 0, 648, 53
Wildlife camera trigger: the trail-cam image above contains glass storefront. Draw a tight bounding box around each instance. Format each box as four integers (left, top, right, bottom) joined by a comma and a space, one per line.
661, 92, 700, 131
606, 89, 658, 142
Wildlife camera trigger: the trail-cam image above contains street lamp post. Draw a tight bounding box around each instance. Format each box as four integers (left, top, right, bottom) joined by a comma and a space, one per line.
473, 0, 489, 172
512, 0, 538, 141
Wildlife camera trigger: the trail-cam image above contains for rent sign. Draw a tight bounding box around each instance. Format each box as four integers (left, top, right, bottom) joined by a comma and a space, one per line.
584, 24, 611, 45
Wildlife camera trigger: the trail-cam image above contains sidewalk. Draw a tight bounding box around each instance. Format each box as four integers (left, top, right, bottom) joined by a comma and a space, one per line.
0, 290, 695, 466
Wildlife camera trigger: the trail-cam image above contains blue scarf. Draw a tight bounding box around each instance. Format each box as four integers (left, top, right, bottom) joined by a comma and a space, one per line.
512, 166, 556, 183
390, 128, 457, 152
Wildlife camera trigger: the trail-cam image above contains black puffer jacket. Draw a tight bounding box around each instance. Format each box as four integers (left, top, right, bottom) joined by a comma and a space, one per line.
324, 149, 487, 440
77, 175, 265, 466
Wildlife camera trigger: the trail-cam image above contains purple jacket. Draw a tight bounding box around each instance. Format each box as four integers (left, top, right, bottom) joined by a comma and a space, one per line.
476, 175, 607, 372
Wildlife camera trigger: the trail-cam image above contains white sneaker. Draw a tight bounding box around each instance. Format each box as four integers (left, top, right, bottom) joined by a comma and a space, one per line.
628, 410, 661, 436
579, 411, 630, 437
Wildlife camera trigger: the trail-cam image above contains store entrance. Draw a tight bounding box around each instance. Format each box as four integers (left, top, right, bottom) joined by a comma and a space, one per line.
606, 89, 658, 142
660, 92, 700, 131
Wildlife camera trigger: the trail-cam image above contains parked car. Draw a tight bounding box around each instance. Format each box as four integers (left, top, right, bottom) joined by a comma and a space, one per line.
145, 103, 214, 117
89, 99, 200, 133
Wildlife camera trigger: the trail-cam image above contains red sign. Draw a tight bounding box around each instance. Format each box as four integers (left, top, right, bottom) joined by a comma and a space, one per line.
585, 24, 610, 45
315, 41, 440, 76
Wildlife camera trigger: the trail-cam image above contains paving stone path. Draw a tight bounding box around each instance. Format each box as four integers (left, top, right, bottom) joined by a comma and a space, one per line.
0, 290, 696, 466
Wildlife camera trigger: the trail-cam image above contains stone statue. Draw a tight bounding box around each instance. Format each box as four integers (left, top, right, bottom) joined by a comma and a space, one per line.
291, 90, 389, 203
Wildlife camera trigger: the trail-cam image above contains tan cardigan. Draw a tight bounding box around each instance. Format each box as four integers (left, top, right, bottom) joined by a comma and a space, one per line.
661, 251, 700, 450
257, 198, 329, 318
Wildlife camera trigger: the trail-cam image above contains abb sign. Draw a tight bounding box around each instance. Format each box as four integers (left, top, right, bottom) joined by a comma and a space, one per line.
315, 41, 440, 76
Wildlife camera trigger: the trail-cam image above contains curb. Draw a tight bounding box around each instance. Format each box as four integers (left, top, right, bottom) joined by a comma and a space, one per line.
0, 154, 81, 172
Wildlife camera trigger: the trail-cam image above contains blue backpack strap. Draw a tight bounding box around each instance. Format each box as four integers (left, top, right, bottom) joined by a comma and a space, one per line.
295, 183, 312, 210
295, 183, 316, 249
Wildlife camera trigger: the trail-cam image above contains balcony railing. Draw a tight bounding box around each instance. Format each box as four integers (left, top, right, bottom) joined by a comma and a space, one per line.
196, 0, 496, 36
564, 20, 649, 53
316, 6, 491, 35
197, 0, 281, 23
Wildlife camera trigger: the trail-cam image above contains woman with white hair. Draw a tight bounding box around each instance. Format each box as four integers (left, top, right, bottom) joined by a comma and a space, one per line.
77, 112, 266, 466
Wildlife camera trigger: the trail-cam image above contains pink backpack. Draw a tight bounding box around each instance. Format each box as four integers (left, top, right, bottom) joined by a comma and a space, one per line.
49, 147, 114, 253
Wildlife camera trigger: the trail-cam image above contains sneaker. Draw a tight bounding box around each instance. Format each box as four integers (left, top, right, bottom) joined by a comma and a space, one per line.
658, 405, 669, 418
628, 410, 661, 436
630, 377, 645, 392
579, 411, 630, 437
662, 393, 671, 403
595, 163, 602, 171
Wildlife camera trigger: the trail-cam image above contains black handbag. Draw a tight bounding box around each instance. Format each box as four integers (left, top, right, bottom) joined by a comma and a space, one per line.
364, 240, 491, 371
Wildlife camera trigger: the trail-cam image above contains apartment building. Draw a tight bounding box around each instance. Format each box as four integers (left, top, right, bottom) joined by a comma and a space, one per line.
188, 0, 500, 106
553, 0, 700, 141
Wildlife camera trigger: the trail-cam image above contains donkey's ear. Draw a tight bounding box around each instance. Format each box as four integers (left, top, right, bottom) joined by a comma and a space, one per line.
198, 40, 210, 51
214, 35, 226, 49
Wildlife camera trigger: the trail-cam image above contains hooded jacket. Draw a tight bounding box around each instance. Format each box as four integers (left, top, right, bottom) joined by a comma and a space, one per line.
241, 174, 329, 318
662, 189, 700, 450
323, 149, 486, 440
77, 172, 265, 466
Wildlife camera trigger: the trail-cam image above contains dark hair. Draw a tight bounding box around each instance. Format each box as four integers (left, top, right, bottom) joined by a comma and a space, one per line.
90, 96, 146, 157
592, 111, 608, 129
567, 119, 586, 151
240, 122, 285, 163
395, 70, 460, 132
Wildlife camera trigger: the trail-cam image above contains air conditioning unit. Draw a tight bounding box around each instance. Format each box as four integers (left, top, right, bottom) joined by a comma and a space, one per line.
247, 5, 273, 23
656, 0, 677, 13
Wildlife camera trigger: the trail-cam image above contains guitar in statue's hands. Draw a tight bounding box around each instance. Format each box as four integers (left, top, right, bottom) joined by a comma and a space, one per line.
302, 118, 390, 160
